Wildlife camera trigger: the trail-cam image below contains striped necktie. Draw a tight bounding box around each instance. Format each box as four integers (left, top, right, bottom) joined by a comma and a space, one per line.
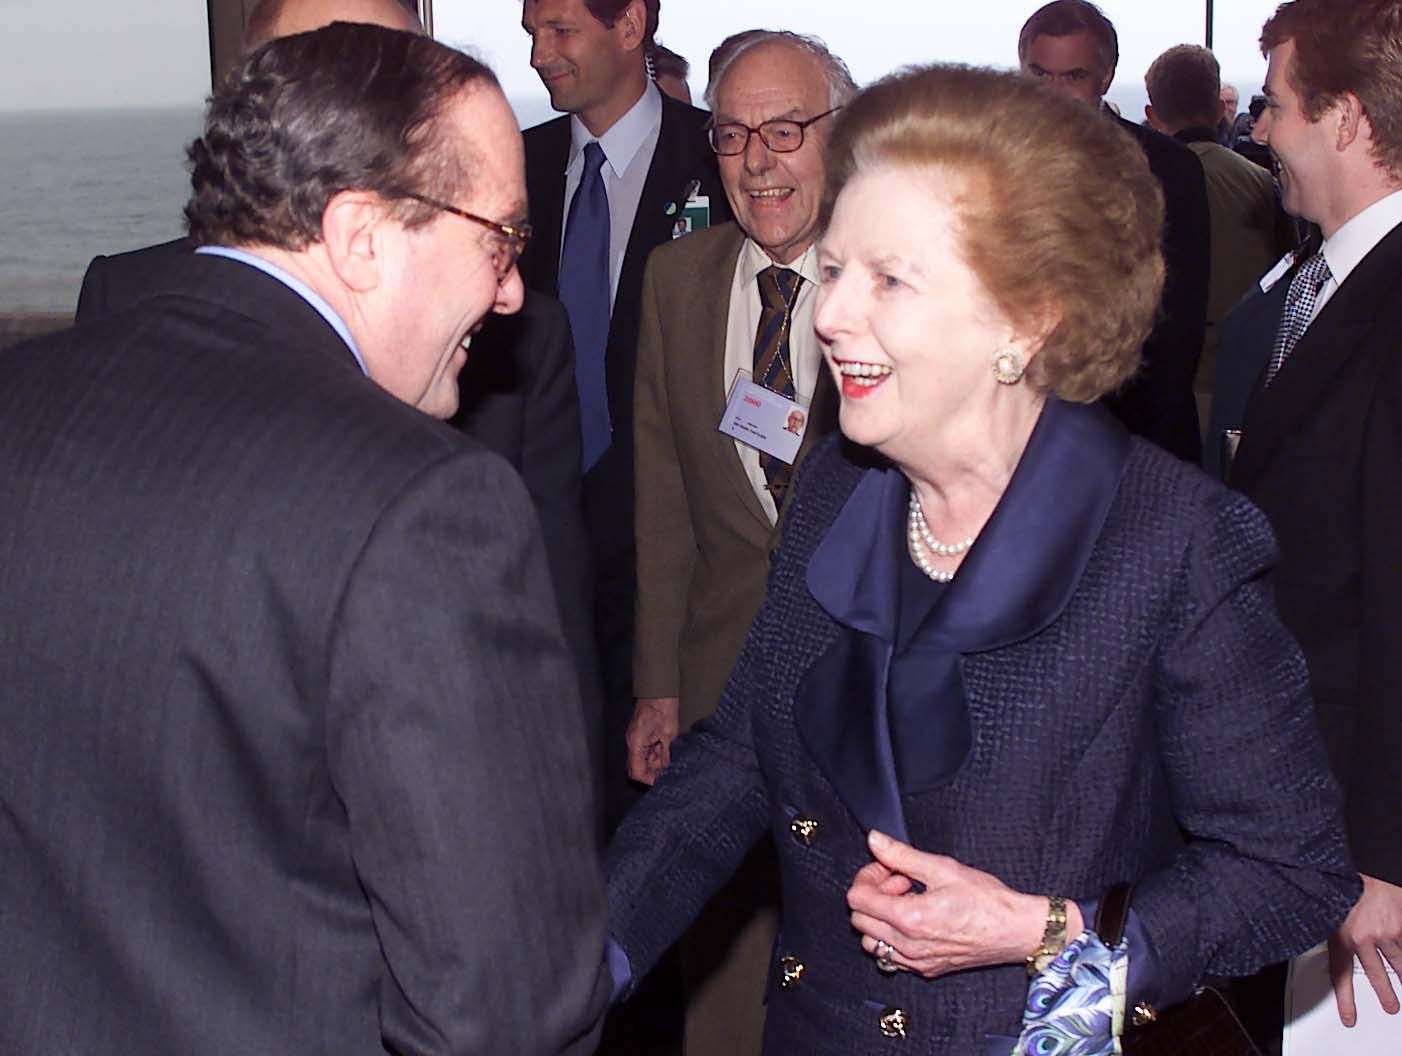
753, 265, 803, 500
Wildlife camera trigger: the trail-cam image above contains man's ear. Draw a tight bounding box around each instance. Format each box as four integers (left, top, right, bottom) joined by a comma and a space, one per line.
617, 0, 647, 53
320, 190, 392, 294
1335, 91, 1368, 153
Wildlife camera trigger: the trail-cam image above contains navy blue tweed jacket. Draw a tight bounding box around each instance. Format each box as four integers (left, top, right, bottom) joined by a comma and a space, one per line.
606, 400, 1358, 1054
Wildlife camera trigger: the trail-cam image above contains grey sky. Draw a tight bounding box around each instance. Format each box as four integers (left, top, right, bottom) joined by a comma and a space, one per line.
0, 1, 1279, 113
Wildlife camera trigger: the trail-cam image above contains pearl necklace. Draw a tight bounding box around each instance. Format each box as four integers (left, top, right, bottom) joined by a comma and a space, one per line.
907, 493, 974, 584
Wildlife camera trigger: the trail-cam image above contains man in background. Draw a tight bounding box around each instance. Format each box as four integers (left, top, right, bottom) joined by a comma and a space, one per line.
1219, 81, 1240, 143
1144, 43, 1295, 433
624, 29, 852, 1056
1218, 0, 1402, 1046
518, 0, 729, 831
0, 23, 608, 1055
76, 0, 606, 816
1019, 0, 1212, 462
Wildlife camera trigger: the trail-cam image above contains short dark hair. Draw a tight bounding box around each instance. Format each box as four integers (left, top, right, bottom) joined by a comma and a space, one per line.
583, 0, 659, 47
822, 64, 1164, 403
1262, 0, 1402, 176
1018, 0, 1119, 77
1145, 44, 1223, 131
185, 22, 496, 250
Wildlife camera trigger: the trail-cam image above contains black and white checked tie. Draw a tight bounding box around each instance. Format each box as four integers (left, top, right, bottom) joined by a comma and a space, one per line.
1266, 252, 1332, 385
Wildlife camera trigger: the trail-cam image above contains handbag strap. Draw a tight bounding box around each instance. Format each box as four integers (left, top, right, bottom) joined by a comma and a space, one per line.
1095, 882, 1134, 946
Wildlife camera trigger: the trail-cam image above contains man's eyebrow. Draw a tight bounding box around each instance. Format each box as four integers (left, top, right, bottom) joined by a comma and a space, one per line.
713, 107, 806, 124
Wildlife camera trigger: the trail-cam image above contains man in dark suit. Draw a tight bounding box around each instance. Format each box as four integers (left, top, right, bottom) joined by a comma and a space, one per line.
0, 25, 608, 1055
75, 0, 606, 808
1019, 0, 1211, 462
1211, 0, 1402, 1040
519, 0, 730, 829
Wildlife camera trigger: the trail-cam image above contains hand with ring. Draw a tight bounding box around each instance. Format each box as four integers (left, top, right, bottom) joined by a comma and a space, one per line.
849, 830, 1084, 980
874, 938, 900, 974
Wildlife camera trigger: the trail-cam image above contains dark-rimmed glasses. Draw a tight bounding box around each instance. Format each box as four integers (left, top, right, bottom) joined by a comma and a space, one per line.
707, 107, 842, 157
404, 192, 533, 279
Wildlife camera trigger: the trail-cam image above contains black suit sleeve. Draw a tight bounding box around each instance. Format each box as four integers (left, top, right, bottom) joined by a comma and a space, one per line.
325, 448, 609, 1055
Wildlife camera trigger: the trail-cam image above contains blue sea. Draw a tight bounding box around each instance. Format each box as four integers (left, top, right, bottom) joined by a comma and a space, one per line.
0, 108, 204, 314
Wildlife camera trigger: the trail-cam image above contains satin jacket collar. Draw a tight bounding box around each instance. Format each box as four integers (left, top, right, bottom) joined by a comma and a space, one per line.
796, 399, 1130, 838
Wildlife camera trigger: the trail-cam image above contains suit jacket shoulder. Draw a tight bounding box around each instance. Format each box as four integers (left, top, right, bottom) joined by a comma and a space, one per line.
75, 236, 193, 323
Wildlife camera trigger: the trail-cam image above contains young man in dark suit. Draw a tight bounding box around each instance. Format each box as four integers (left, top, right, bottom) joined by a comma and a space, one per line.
1018, 0, 1212, 463
519, 0, 730, 831
0, 25, 608, 1054
1214, 0, 1402, 1043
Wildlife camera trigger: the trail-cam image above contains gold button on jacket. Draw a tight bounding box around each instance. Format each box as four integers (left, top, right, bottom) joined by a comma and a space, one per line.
789, 815, 819, 846
878, 1007, 907, 1039
778, 955, 805, 989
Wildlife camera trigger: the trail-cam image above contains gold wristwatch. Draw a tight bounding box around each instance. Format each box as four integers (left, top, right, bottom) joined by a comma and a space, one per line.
1026, 894, 1069, 976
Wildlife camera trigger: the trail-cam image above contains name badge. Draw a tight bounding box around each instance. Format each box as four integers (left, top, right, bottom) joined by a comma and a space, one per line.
667, 180, 710, 238
718, 371, 808, 464
1259, 250, 1297, 293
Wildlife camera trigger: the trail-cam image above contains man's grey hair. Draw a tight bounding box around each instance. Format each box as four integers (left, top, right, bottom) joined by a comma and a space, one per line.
705, 30, 858, 113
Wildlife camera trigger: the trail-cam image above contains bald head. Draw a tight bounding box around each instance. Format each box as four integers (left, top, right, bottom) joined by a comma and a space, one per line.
244, 0, 422, 51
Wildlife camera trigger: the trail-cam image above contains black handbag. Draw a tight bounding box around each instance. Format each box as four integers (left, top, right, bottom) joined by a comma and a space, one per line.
1095, 884, 1262, 1056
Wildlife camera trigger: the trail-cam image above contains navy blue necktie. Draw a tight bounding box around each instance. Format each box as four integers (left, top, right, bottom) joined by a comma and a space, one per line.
558, 141, 612, 471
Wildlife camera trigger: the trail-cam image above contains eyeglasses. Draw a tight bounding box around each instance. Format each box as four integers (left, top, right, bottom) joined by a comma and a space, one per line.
404, 192, 533, 279
707, 107, 842, 157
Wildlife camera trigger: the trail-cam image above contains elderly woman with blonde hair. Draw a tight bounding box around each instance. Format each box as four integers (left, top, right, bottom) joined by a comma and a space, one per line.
604, 64, 1357, 1054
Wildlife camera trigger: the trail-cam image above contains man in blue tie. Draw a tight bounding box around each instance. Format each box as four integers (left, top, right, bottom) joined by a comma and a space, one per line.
518, 0, 730, 834
1215, 0, 1402, 1047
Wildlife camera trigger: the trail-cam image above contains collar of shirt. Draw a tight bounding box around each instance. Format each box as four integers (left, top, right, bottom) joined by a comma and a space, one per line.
193, 245, 368, 375
738, 237, 823, 290
1321, 187, 1402, 290
567, 79, 662, 181
563, 81, 663, 304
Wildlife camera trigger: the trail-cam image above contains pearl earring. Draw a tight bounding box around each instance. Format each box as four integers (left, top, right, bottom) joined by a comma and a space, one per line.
992, 347, 1025, 385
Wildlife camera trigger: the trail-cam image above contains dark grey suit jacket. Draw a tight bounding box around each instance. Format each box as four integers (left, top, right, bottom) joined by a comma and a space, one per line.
2, 254, 609, 1054
77, 240, 606, 812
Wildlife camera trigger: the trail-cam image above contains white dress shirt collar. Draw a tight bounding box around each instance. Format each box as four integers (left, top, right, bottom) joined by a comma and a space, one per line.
738, 237, 822, 289
1321, 188, 1402, 290
568, 80, 662, 180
